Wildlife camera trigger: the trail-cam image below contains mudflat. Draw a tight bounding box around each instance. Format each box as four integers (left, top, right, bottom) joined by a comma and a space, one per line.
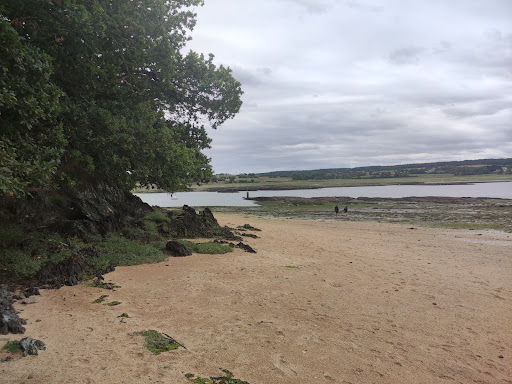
2, 214, 511, 383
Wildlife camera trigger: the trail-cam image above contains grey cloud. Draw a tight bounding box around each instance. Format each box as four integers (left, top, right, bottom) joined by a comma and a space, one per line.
389, 47, 424, 65
190, 0, 512, 173
433, 40, 452, 54
281, 0, 336, 14
230, 66, 273, 87
342, 0, 385, 12
444, 99, 512, 118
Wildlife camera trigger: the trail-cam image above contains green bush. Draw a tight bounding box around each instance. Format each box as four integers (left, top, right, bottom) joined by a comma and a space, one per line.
144, 209, 170, 223
0, 223, 26, 247
0, 248, 41, 278
143, 220, 161, 240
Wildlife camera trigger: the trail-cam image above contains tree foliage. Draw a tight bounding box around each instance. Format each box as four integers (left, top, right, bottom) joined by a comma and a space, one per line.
1, 0, 242, 196
0, 19, 65, 196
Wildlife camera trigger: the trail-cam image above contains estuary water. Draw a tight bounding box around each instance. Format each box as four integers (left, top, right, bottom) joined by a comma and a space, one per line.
134, 181, 512, 207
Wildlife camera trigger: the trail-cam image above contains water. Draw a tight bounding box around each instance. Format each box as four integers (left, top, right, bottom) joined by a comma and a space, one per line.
134, 181, 512, 207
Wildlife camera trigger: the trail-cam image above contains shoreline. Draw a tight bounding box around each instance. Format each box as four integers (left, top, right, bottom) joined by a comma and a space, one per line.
2, 214, 511, 383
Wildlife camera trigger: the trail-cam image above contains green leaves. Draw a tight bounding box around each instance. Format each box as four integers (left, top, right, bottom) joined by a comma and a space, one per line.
1, 0, 242, 195
0, 19, 65, 197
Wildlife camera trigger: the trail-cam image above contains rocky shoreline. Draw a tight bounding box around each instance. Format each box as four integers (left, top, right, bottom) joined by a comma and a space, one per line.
214, 195, 512, 233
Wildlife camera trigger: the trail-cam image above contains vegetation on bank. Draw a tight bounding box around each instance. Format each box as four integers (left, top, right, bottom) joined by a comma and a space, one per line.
0, 214, 167, 281
0, 205, 238, 282
129, 159, 512, 193
191, 173, 512, 192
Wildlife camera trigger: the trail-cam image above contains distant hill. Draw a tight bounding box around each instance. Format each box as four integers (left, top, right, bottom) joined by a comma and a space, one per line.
250, 158, 512, 180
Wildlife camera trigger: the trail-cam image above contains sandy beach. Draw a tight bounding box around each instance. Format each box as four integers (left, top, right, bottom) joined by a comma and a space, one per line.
1, 213, 511, 384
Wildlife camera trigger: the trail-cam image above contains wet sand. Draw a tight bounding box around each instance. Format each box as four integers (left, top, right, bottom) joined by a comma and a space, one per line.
2, 213, 511, 383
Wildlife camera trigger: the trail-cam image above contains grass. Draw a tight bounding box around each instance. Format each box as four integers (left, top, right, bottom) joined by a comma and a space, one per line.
185, 369, 249, 384
134, 330, 180, 355
92, 295, 109, 304
178, 240, 234, 254
1, 341, 22, 354
85, 234, 168, 269
89, 280, 120, 290
105, 301, 122, 306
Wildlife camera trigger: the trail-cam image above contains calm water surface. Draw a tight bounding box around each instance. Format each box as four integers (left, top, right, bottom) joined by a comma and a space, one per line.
135, 181, 512, 207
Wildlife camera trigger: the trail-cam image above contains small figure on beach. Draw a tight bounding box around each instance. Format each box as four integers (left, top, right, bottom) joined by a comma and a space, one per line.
344, 206, 348, 216
334, 205, 339, 217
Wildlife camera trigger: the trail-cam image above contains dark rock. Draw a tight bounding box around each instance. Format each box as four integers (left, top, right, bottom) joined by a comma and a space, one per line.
237, 242, 256, 253
19, 338, 46, 356
0, 286, 27, 335
239, 224, 261, 231
167, 206, 241, 240
36, 247, 115, 289
241, 233, 259, 239
55, 184, 152, 237
2, 183, 152, 239
166, 241, 192, 257
24, 287, 40, 297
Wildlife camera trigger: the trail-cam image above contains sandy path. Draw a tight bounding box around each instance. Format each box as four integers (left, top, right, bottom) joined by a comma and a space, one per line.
2, 214, 511, 383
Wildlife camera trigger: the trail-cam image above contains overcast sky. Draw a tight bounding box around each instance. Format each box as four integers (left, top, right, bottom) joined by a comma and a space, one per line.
186, 0, 512, 174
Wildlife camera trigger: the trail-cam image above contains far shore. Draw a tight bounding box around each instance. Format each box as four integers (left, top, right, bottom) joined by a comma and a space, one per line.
204, 178, 512, 192
131, 176, 512, 194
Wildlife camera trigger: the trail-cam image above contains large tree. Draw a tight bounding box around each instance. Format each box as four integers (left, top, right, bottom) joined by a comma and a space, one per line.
1, 0, 242, 196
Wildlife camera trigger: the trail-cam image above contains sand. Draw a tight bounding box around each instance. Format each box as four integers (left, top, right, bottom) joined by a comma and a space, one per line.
1, 214, 511, 384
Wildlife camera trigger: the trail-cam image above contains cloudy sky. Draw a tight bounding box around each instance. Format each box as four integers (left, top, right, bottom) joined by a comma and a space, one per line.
186, 0, 512, 174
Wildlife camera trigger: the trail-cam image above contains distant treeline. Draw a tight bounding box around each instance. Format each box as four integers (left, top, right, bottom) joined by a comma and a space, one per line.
220, 158, 512, 181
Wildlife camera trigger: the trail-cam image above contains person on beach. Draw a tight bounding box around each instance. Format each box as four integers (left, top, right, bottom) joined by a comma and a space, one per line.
344, 206, 348, 216
334, 205, 339, 217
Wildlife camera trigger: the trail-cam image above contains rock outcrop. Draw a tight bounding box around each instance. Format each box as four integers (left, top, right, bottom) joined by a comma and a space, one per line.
165, 206, 241, 240
36, 247, 115, 289
0, 286, 26, 335
1, 183, 152, 238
